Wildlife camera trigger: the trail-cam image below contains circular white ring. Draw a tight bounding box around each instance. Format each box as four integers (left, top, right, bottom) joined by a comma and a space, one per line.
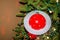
24, 10, 51, 35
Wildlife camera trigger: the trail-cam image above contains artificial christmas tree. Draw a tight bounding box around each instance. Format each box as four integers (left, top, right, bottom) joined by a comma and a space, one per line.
13, 0, 60, 40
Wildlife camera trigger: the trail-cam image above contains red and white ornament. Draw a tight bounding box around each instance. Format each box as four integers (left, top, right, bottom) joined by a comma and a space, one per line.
24, 10, 51, 35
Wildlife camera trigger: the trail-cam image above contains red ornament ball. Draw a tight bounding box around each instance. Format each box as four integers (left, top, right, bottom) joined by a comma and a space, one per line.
29, 13, 46, 30
28, 32, 37, 39
24, 10, 51, 35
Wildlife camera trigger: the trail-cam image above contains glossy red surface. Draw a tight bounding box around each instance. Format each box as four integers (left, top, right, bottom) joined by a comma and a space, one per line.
28, 32, 37, 39
29, 13, 46, 30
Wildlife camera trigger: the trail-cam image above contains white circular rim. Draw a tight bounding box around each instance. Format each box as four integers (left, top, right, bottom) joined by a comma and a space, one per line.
24, 10, 51, 35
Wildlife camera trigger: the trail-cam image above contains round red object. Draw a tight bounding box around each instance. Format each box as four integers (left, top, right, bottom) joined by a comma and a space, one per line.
24, 10, 51, 35
29, 13, 46, 30
28, 32, 37, 39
